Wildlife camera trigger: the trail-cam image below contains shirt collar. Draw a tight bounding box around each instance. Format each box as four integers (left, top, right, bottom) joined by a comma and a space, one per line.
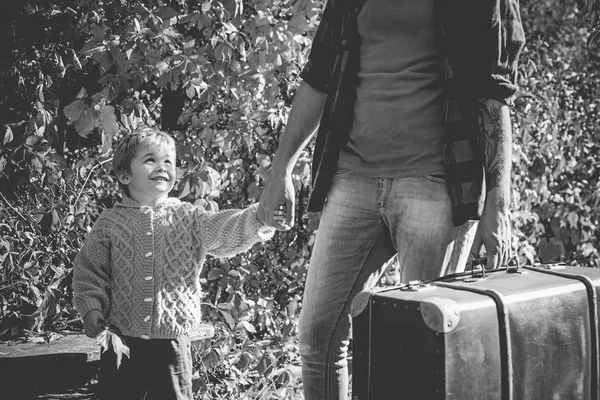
115, 196, 181, 209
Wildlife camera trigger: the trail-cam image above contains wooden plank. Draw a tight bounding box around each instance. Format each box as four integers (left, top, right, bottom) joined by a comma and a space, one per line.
0, 322, 214, 362
0, 334, 100, 362
0, 325, 214, 395
0, 335, 100, 394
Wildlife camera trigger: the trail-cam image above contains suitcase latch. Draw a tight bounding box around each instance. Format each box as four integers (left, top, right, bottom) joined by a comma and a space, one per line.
464, 257, 487, 282
506, 257, 523, 274
401, 281, 433, 292
534, 261, 567, 270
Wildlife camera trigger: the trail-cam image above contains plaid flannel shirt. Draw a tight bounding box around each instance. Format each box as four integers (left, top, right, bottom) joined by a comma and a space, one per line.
301, 0, 525, 226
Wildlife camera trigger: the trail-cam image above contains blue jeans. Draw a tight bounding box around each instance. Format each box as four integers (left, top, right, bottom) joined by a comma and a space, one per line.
299, 170, 477, 400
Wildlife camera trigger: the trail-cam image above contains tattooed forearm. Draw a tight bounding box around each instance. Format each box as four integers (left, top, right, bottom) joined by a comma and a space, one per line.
477, 99, 512, 195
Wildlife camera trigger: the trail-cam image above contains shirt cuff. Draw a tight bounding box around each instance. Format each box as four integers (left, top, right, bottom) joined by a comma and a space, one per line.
76, 298, 104, 320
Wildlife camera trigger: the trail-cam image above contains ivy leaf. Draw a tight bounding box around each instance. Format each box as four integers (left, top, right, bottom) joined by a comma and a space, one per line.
235, 351, 253, 371
567, 211, 579, 228
95, 49, 115, 72
76, 87, 88, 99
186, 83, 196, 99
240, 320, 256, 333
206, 200, 219, 212
274, 369, 292, 388
101, 129, 112, 154
36, 83, 45, 103
155, 6, 179, 21
40, 210, 61, 236
63, 99, 86, 122
178, 176, 191, 199
582, 243, 598, 257
203, 166, 221, 190
74, 106, 97, 137
255, 353, 276, 376
70, 49, 82, 70
247, 181, 261, 202
99, 105, 119, 140
96, 328, 130, 369
207, 268, 224, 281
47, 153, 67, 171
219, 310, 235, 329
3, 126, 13, 145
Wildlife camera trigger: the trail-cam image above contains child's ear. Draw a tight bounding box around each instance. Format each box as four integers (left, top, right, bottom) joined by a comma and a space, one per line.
117, 173, 130, 185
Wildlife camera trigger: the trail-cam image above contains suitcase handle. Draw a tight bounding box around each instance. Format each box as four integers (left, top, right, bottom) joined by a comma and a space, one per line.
431, 258, 570, 286
428, 256, 523, 284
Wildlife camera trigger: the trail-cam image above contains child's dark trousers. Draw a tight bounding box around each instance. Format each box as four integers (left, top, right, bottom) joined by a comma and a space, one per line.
98, 335, 193, 400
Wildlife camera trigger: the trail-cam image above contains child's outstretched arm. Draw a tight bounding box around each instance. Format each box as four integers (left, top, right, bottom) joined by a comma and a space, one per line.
198, 203, 277, 258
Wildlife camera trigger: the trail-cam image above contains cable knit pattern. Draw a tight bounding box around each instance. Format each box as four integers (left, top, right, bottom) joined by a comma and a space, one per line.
73, 197, 274, 339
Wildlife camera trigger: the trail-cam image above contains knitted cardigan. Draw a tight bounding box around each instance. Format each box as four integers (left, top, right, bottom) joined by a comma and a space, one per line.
73, 197, 274, 339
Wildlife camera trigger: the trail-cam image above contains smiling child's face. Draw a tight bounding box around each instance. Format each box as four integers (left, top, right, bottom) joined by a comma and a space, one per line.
117, 138, 176, 206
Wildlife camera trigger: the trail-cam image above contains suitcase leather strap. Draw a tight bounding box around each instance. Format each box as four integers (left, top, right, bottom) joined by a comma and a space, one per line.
523, 266, 600, 400
435, 282, 513, 400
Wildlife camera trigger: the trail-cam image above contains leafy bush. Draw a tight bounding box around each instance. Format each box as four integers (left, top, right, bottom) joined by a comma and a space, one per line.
1, 0, 600, 398
513, 0, 600, 267
0, 0, 319, 397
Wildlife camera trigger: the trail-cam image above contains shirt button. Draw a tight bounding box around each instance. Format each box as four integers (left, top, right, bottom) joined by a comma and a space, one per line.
144, 316, 151, 322
341, 39, 347, 45
144, 297, 152, 302
146, 231, 152, 236
145, 252, 152, 257
141, 335, 150, 340
145, 276, 153, 281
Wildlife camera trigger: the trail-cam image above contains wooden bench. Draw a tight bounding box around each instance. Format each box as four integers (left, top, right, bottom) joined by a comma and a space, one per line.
0, 324, 214, 397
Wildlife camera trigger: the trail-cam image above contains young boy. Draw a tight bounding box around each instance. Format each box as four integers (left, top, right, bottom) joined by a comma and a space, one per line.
73, 128, 283, 400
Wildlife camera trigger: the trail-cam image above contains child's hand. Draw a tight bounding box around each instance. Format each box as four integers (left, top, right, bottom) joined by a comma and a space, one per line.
83, 309, 106, 338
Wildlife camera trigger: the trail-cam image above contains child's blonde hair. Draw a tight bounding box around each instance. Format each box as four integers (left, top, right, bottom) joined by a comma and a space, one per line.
112, 128, 176, 195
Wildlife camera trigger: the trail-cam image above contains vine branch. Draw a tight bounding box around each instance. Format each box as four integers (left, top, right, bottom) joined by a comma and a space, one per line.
73, 157, 114, 207
0, 191, 34, 223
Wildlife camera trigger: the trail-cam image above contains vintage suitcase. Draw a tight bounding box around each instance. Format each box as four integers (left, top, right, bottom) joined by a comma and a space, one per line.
351, 262, 600, 400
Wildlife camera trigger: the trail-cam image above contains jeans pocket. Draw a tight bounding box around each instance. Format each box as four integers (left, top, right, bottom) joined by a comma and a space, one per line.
334, 168, 352, 176
423, 174, 446, 184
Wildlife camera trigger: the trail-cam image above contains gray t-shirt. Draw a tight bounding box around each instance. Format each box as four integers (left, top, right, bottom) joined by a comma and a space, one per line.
338, 0, 445, 178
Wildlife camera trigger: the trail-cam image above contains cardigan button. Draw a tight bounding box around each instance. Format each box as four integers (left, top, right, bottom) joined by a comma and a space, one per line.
144, 297, 152, 302
144, 316, 151, 322
145, 276, 153, 281
141, 335, 150, 340
145, 252, 152, 257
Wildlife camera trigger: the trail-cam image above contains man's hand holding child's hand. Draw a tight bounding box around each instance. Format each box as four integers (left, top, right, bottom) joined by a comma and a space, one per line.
84, 309, 106, 338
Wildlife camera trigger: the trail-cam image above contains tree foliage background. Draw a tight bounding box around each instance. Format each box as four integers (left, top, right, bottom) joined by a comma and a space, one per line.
0, 0, 599, 398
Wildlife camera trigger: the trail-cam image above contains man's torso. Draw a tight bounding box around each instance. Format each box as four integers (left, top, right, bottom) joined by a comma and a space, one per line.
338, 0, 445, 178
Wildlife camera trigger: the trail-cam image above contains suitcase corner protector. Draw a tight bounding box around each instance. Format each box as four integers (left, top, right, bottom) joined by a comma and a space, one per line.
420, 296, 461, 334
351, 290, 374, 318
